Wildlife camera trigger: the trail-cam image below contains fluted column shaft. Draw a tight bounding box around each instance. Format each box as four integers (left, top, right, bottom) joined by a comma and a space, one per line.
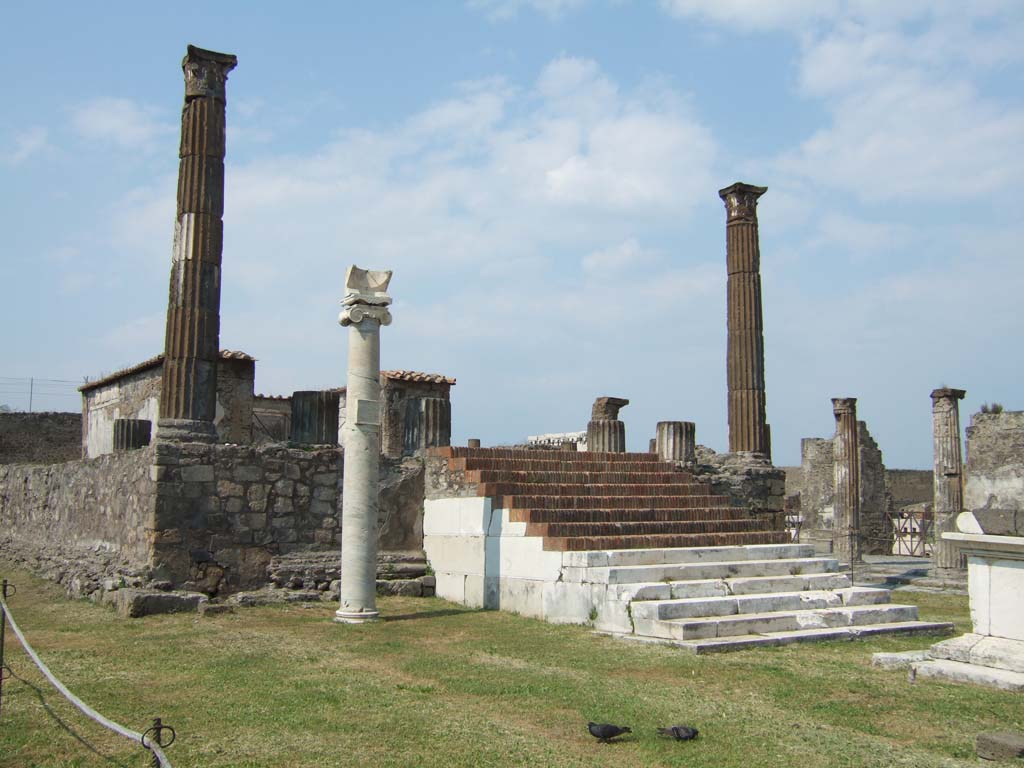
587, 420, 626, 453
656, 421, 695, 463
832, 398, 861, 564
720, 183, 770, 458
931, 387, 966, 568
159, 46, 237, 441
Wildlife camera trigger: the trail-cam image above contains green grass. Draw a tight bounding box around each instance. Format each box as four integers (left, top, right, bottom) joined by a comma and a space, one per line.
0, 559, 1019, 767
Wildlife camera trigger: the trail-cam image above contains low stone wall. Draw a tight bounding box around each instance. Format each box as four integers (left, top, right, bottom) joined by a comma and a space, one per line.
0, 412, 82, 465
0, 448, 156, 597
1, 440, 429, 601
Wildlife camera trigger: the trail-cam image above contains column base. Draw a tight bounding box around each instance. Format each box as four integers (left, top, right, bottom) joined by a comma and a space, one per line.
157, 419, 217, 443
334, 608, 381, 624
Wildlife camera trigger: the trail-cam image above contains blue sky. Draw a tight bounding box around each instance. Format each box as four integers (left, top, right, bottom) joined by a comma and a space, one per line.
2, 1, 1022, 468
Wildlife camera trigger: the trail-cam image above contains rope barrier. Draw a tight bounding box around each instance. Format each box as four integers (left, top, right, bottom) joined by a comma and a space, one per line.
0, 584, 175, 767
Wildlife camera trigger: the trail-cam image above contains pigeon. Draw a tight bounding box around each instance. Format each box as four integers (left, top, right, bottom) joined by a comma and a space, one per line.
588, 722, 632, 743
657, 725, 699, 741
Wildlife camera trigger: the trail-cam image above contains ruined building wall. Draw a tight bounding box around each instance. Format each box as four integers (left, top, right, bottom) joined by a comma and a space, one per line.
0, 448, 156, 581
0, 412, 82, 465
857, 422, 891, 555
964, 411, 1024, 518
785, 423, 891, 554
252, 395, 291, 443
886, 470, 933, 511
81, 354, 256, 457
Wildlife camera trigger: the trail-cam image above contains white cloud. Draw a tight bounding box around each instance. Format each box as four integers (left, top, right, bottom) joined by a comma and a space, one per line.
660, 0, 839, 30
71, 98, 174, 151
3, 127, 49, 164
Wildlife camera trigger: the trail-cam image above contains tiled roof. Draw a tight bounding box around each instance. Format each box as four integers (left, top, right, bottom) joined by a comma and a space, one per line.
79, 350, 255, 393
381, 370, 456, 385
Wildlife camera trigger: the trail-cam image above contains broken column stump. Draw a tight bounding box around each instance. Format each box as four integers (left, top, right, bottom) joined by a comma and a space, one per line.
587, 397, 628, 453
112, 419, 152, 451
656, 421, 695, 463
291, 390, 341, 446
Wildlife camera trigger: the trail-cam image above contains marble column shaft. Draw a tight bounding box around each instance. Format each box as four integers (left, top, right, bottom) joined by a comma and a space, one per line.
336, 267, 392, 623
720, 183, 770, 458
931, 387, 966, 568
832, 397, 861, 564
159, 46, 237, 441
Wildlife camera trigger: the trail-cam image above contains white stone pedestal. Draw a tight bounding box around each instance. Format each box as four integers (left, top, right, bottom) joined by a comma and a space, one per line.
878, 531, 1024, 691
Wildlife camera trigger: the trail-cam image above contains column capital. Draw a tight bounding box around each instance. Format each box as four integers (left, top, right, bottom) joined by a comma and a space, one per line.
183, 45, 238, 102
931, 387, 966, 402
719, 182, 767, 223
339, 264, 393, 327
832, 397, 857, 416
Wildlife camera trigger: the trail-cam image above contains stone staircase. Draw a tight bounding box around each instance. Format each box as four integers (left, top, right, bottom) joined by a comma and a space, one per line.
423, 447, 953, 652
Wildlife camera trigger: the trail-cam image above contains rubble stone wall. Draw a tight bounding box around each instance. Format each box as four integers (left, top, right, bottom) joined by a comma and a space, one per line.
0, 412, 82, 465
0, 447, 156, 586
965, 411, 1024, 518
691, 446, 785, 528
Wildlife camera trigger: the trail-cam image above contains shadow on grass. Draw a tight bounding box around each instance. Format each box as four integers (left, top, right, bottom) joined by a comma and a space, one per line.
383, 608, 480, 622
7, 668, 132, 766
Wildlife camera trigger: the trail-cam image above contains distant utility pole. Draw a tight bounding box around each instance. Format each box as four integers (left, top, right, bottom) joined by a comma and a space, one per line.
28, 377, 33, 413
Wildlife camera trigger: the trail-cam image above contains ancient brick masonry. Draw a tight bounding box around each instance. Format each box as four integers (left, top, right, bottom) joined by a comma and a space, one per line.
931, 387, 966, 568
719, 183, 770, 458
159, 46, 238, 442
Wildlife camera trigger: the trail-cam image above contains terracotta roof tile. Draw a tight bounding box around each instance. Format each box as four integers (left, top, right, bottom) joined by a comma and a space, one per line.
381, 370, 456, 385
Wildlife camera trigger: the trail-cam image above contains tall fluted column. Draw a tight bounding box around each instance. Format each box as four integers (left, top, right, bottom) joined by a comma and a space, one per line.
158, 46, 237, 442
720, 182, 770, 458
931, 387, 966, 568
336, 266, 392, 623
656, 421, 695, 463
832, 398, 861, 564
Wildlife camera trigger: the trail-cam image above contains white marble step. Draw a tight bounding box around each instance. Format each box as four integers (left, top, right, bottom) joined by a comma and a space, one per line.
610, 571, 853, 603
633, 603, 922, 641
589, 556, 840, 586
563, 542, 814, 568
910, 658, 1024, 691
631, 586, 891, 622
619, 621, 955, 654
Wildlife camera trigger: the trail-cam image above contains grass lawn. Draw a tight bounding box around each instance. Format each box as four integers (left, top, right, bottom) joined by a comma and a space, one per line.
0, 559, 1019, 768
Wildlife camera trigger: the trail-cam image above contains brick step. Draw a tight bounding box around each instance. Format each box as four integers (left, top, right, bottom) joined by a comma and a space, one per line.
543, 530, 790, 552
509, 507, 750, 524
432, 446, 662, 462
449, 458, 673, 473
498, 494, 732, 510
562, 543, 815, 568
590, 555, 840, 585
527, 519, 766, 538
631, 586, 892, 622
479, 482, 714, 497
633, 603, 923, 642
639, 621, 955, 654
608, 572, 853, 603
466, 469, 696, 485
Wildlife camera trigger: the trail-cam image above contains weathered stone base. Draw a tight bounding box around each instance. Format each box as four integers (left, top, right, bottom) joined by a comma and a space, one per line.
911, 658, 1024, 692
156, 418, 217, 443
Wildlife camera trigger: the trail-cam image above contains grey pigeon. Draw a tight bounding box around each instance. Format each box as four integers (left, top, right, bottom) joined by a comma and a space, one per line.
657, 725, 699, 741
588, 722, 632, 743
